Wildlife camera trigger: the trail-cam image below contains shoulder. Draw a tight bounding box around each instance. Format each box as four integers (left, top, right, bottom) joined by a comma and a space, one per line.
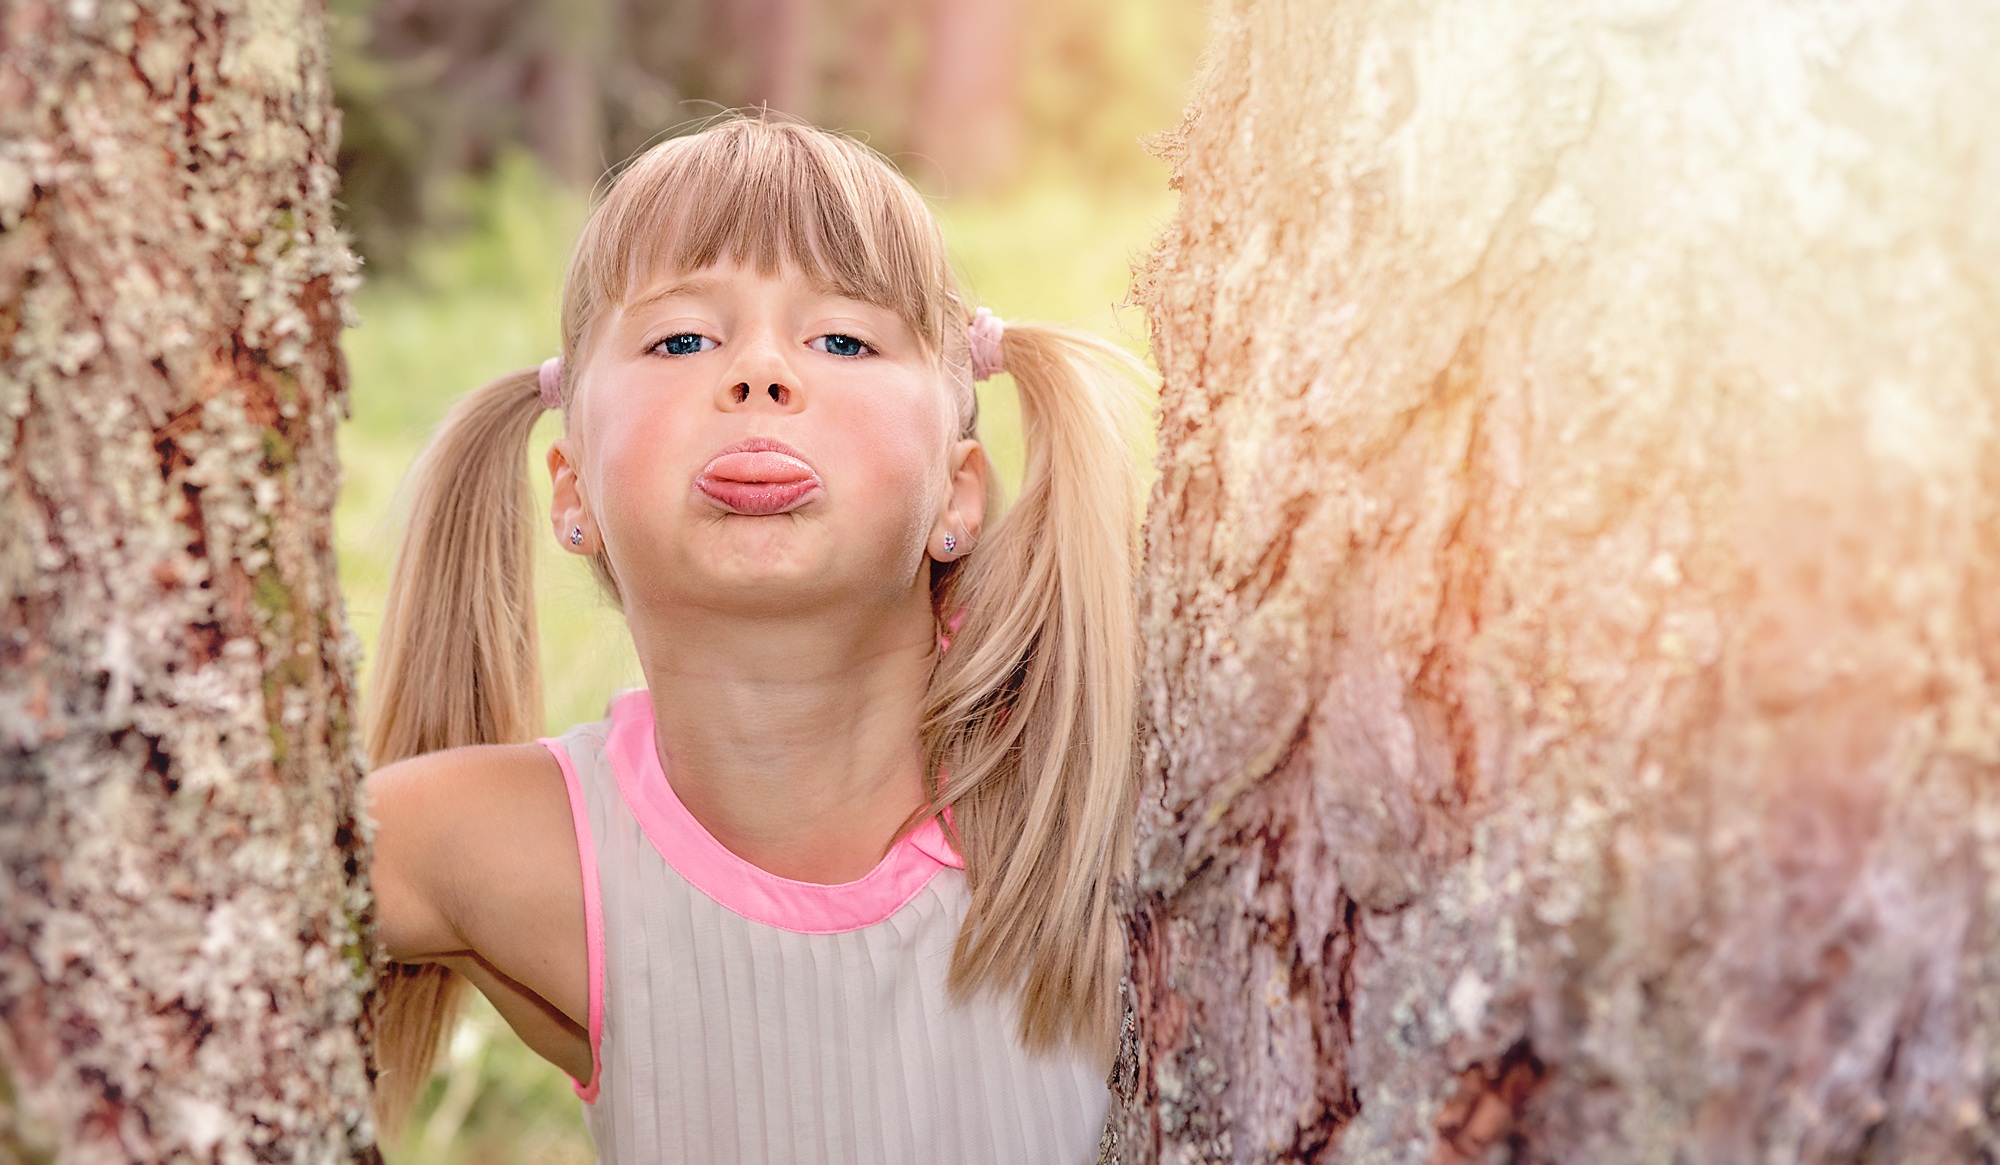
369, 742, 568, 842
368, 737, 599, 1048
367, 741, 576, 961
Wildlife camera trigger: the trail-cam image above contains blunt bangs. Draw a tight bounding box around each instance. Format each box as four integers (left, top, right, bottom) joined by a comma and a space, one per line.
562, 115, 962, 367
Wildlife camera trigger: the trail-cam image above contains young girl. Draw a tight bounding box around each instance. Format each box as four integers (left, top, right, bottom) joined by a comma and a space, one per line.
362, 112, 1147, 1163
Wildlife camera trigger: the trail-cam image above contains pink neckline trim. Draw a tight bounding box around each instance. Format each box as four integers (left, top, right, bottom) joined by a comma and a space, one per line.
606, 689, 963, 935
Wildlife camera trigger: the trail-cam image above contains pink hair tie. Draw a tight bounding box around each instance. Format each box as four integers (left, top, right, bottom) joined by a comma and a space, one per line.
538, 355, 564, 409
967, 308, 1005, 381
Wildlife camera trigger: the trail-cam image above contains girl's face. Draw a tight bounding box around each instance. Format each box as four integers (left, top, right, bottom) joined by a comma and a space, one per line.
547, 257, 986, 625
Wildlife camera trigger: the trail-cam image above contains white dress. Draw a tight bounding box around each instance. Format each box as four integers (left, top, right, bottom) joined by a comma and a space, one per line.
537, 689, 1113, 1164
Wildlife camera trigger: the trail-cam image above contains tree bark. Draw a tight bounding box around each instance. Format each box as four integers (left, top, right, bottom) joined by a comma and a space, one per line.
1120, 1, 2000, 1162
0, 1, 376, 1160
910, 0, 1022, 191
730, 0, 823, 119
822, 0, 914, 148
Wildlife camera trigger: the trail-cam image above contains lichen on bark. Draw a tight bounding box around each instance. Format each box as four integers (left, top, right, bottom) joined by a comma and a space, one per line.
1120, 1, 2000, 1161
0, 0, 377, 1160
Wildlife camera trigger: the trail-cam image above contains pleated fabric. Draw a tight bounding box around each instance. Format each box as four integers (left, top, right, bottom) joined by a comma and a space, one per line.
538, 691, 1112, 1165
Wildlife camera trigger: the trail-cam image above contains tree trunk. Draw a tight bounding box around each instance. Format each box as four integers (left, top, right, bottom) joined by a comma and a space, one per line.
730, 0, 823, 118
0, 1, 376, 1161
526, 40, 609, 189
822, 0, 914, 149
1120, 1, 2000, 1162
910, 0, 1022, 191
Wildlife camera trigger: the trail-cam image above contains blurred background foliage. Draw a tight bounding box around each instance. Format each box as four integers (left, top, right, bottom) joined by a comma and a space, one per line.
329, 0, 1205, 1158
330, 0, 1203, 268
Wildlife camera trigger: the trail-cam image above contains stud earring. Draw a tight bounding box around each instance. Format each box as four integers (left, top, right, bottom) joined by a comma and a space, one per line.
570, 526, 584, 547
942, 532, 957, 554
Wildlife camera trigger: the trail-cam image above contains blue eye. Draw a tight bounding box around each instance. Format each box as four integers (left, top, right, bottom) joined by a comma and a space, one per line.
815, 334, 872, 358
653, 333, 714, 357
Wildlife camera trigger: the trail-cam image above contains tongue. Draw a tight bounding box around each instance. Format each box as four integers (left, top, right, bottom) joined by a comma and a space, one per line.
703, 450, 814, 483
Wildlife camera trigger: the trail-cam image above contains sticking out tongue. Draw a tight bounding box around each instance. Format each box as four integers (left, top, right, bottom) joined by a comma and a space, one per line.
704, 451, 814, 483
696, 451, 822, 515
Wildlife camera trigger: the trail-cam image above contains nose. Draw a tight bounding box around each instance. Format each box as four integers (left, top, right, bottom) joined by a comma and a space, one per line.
715, 329, 805, 414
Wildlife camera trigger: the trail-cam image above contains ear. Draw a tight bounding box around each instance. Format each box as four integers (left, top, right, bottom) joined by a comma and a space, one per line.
928, 438, 989, 561
547, 436, 597, 554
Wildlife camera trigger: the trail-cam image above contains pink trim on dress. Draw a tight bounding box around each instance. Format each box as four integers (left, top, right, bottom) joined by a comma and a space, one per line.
904, 806, 966, 872
537, 735, 606, 1104
605, 690, 962, 933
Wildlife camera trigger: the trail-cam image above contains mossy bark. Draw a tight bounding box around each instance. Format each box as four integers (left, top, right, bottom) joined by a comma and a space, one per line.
0, 0, 376, 1160
1121, 1, 2000, 1161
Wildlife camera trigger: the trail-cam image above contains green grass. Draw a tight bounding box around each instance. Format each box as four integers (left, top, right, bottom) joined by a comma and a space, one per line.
338, 154, 1176, 1162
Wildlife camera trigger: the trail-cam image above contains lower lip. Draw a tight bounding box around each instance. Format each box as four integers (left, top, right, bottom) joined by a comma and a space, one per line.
695, 477, 823, 516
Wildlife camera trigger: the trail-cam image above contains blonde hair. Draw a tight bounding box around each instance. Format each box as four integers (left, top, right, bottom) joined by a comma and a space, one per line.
366, 111, 1146, 1136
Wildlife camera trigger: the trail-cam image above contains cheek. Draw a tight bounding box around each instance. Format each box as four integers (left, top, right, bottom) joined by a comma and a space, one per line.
830, 389, 949, 517
584, 403, 701, 530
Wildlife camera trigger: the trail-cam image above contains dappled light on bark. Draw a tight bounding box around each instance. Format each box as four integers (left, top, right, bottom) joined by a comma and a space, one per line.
1119, 1, 2000, 1161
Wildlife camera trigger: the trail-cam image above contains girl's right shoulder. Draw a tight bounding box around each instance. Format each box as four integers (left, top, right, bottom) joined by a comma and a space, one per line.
366, 739, 568, 829
367, 740, 598, 1071
365, 741, 581, 970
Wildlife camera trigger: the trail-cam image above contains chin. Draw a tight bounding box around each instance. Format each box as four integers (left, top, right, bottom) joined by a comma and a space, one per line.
684, 519, 839, 596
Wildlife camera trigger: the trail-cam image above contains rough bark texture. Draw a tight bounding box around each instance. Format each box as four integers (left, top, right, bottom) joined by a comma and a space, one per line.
1122, 2, 2000, 1162
0, 1, 375, 1160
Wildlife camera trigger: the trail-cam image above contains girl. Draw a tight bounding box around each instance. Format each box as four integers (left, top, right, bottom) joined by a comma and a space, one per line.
362, 111, 1148, 1164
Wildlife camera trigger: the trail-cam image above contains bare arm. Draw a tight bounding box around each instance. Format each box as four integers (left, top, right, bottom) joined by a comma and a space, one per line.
365, 743, 593, 1083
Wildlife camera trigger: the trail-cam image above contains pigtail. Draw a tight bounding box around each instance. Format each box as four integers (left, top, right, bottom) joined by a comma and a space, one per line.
364, 368, 550, 1139
924, 321, 1149, 1062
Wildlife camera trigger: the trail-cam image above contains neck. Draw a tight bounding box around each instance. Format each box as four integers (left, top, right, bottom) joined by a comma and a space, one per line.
626, 591, 938, 884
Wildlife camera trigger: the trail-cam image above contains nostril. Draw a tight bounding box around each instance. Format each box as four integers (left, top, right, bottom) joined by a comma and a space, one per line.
732, 383, 750, 403
767, 384, 789, 405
